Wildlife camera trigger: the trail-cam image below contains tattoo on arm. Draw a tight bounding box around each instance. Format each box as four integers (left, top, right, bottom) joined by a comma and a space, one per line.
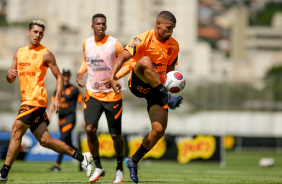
68, 147, 74, 152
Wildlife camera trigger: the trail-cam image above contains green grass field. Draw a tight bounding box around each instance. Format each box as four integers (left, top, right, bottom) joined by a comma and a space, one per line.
1, 151, 282, 184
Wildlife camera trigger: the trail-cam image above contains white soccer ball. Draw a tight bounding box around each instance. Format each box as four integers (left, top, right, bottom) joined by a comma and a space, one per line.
259, 158, 275, 167
164, 71, 186, 93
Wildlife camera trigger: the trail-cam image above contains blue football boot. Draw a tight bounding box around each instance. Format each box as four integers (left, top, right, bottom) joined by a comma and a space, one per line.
124, 157, 138, 183
168, 94, 183, 110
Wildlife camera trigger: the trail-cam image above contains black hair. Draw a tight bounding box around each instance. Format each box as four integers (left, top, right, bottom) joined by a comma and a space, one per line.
157, 11, 176, 23
92, 13, 107, 22
62, 68, 71, 76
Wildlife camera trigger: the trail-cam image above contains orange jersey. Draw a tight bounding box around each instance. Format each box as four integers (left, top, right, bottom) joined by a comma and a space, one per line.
17, 45, 49, 107
125, 30, 179, 83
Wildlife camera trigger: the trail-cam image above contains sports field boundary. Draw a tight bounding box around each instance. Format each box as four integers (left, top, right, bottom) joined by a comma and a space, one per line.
7, 178, 282, 183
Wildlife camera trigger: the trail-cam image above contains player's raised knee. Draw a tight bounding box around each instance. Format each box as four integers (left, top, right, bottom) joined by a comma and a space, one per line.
138, 56, 152, 67
153, 128, 165, 139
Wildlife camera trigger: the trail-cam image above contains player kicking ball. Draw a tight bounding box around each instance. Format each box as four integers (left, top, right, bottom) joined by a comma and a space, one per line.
110, 11, 182, 183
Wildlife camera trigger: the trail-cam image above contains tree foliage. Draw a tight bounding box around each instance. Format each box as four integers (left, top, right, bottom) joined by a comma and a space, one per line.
263, 65, 282, 102
250, 2, 282, 26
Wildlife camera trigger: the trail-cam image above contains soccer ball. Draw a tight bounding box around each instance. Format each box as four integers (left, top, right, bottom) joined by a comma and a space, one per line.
259, 158, 275, 167
164, 71, 186, 93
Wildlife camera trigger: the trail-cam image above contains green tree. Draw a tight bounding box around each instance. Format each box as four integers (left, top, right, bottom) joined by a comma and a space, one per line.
251, 1, 282, 26
264, 66, 282, 102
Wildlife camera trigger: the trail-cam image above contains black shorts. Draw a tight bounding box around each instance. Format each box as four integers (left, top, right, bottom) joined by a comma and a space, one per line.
129, 69, 168, 111
58, 114, 76, 132
84, 96, 122, 135
16, 105, 50, 133
58, 120, 76, 149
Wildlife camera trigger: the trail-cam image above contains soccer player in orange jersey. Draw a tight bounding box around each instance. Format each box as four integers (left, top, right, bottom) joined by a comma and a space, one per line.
110, 11, 183, 183
77, 14, 130, 183
0, 20, 93, 183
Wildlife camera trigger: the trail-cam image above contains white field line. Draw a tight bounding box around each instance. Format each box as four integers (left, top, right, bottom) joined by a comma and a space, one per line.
8, 178, 282, 183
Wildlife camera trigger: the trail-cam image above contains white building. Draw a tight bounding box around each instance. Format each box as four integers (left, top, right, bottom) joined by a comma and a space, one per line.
2, 0, 199, 88
1, 0, 282, 87
1, 0, 282, 136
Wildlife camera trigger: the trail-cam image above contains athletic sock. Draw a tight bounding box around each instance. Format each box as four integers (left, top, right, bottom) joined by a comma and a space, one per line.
57, 153, 63, 165
93, 155, 102, 169
153, 83, 166, 95
116, 156, 124, 171
152, 83, 168, 105
132, 144, 149, 164
0, 164, 11, 178
72, 150, 84, 162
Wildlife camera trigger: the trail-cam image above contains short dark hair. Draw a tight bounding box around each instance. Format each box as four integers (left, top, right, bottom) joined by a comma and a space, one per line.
157, 11, 176, 23
62, 68, 71, 76
29, 20, 45, 31
92, 13, 107, 22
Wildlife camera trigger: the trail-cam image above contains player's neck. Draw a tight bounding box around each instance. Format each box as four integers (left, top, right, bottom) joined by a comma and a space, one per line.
94, 34, 106, 42
94, 35, 109, 46
64, 82, 71, 88
154, 29, 166, 44
28, 43, 41, 49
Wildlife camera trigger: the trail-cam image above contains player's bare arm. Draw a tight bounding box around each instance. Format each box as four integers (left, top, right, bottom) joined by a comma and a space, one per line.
115, 41, 130, 79
77, 60, 87, 88
115, 41, 124, 58
103, 41, 130, 88
76, 72, 85, 88
77, 43, 87, 88
47, 100, 55, 120
115, 65, 130, 80
110, 50, 132, 93
43, 50, 63, 113
6, 50, 19, 83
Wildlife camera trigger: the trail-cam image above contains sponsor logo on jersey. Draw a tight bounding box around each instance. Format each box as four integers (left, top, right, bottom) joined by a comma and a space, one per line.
19, 71, 36, 76
129, 37, 141, 48
95, 82, 100, 89
91, 59, 103, 63
93, 82, 110, 89
19, 63, 30, 66
91, 66, 111, 72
